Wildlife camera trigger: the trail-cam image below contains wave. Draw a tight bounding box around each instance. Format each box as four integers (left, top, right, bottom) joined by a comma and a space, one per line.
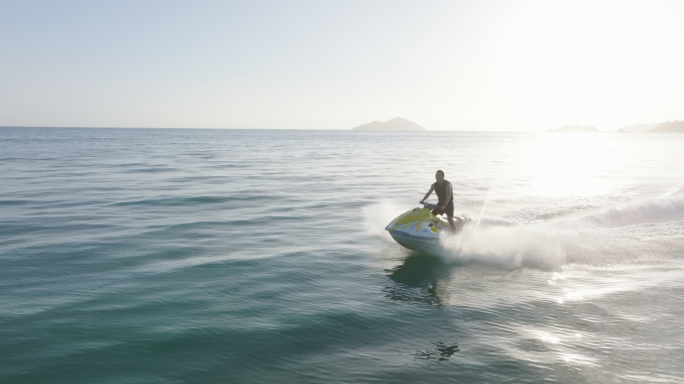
109, 195, 269, 207
578, 191, 684, 228
0, 200, 30, 206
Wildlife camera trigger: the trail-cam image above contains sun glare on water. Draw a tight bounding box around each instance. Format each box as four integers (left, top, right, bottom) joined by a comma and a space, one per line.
522, 133, 618, 197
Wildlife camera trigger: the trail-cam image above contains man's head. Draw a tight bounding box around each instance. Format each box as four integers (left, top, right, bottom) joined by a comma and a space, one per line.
435, 170, 445, 182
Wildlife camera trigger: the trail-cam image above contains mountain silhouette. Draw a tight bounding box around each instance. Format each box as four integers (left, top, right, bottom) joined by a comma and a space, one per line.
646, 120, 684, 133
352, 117, 426, 131
617, 123, 658, 133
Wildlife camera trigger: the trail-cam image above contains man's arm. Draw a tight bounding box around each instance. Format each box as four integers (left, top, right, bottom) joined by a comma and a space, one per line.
419, 185, 435, 204
441, 183, 452, 209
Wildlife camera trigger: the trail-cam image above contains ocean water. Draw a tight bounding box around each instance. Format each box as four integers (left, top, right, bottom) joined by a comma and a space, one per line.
1, 127, 683, 383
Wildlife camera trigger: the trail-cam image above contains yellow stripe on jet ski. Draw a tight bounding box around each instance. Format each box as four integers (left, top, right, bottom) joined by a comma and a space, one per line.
393, 208, 436, 226
389, 207, 442, 233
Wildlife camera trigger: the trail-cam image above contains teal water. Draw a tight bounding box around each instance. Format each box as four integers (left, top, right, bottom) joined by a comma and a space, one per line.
1, 127, 684, 383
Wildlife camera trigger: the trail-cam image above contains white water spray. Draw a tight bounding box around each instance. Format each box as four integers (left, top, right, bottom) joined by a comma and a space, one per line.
474, 180, 498, 229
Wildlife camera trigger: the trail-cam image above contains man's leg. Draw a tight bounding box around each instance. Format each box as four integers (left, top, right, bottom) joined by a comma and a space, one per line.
447, 214, 456, 231
447, 214, 463, 231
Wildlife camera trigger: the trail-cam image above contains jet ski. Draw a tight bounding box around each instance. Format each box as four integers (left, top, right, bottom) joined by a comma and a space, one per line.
385, 202, 471, 251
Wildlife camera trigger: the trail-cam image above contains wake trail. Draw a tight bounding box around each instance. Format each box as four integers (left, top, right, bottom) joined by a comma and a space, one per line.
365, 192, 684, 271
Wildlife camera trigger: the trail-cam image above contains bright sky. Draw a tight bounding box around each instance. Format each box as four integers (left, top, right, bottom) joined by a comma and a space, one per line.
1, 0, 682, 131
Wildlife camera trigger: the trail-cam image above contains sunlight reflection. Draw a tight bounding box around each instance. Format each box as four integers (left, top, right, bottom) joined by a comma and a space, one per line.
550, 270, 634, 304
549, 272, 566, 286
558, 353, 598, 367
532, 330, 560, 344
525, 134, 617, 197
561, 287, 615, 302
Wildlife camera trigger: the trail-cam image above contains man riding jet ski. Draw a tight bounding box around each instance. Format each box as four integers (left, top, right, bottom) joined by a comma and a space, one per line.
385, 170, 470, 250
420, 169, 459, 231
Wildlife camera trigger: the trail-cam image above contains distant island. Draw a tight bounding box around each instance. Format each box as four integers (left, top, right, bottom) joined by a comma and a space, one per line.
548, 124, 598, 133
352, 117, 426, 131
647, 120, 684, 133
617, 120, 684, 133
617, 123, 658, 133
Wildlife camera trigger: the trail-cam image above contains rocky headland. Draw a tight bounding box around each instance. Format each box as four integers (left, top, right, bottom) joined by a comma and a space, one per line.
352, 117, 426, 131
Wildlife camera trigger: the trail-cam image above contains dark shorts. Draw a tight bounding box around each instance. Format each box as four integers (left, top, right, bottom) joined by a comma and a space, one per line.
432, 202, 454, 217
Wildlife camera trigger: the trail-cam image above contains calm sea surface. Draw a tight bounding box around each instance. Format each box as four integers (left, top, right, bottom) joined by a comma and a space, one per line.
1, 127, 684, 383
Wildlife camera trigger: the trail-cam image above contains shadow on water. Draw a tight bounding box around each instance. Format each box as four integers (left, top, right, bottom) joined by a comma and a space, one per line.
383, 252, 452, 307
413, 341, 461, 362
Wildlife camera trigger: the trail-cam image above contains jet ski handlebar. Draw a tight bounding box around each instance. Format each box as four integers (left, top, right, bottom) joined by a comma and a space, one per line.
422, 202, 438, 209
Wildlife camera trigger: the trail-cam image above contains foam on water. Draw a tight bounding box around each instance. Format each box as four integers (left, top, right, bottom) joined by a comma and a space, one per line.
362, 201, 410, 241
579, 189, 684, 228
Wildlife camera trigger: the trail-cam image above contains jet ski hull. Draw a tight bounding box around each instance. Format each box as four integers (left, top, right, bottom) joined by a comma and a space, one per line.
388, 230, 440, 251
385, 204, 470, 251
384, 206, 443, 251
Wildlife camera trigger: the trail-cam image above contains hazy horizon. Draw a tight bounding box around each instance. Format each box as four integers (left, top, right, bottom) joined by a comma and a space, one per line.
1, 1, 683, 131
0, 121, 674, 132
